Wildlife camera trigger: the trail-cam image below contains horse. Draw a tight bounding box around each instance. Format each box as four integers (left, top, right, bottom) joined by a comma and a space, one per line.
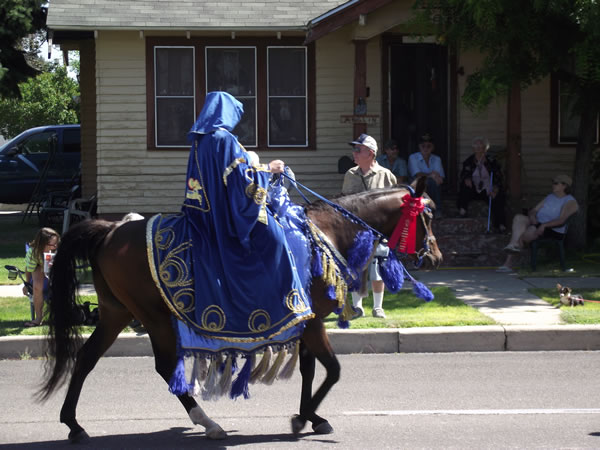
37, 176, 442, 443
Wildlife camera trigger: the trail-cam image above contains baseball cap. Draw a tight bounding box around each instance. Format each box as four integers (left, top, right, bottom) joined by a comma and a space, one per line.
553, 174, 572, 187
420, 133, 434, 144
349, 133, 378, 154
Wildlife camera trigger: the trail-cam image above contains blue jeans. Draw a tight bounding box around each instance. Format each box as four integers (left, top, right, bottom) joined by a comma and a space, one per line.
425, 177, 442, 213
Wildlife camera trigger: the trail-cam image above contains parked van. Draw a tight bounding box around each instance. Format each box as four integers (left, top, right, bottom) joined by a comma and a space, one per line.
0, 125, 81, 204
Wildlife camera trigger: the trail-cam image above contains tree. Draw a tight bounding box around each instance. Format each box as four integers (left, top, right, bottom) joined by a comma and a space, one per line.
0, 0, 47, 98
0, 63, 80, 138
412, 0, 600, 247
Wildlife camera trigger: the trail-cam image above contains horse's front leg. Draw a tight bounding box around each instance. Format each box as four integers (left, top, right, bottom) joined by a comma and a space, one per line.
146, 320, 227, 440
292, 319, 340, 436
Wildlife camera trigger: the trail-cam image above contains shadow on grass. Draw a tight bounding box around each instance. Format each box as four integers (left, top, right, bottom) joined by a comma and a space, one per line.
324, 286, 495, 329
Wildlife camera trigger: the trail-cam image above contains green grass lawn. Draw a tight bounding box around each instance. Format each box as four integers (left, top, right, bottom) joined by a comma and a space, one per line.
325, 286, 496, 329
514, 250, 600, 278
0, 295, 101, 336
0, 286, 495, 337
530, 288, 600, 324
0, 214, 43, 284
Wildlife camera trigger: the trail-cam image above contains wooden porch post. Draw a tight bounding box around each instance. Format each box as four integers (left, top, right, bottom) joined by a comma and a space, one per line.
353, 40, 367, 137
506, 79, 522, 202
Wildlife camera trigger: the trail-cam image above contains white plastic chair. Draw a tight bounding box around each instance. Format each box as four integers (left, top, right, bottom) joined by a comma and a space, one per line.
62, 193, 97, 234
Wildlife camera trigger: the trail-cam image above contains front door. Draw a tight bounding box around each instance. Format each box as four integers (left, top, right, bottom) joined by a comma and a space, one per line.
387, 42, 449, 182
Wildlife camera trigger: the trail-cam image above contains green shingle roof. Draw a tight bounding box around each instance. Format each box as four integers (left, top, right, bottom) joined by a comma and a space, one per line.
47, 0, 349, 30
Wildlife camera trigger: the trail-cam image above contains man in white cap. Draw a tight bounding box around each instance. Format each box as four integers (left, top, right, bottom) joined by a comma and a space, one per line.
342, 133, 397, 319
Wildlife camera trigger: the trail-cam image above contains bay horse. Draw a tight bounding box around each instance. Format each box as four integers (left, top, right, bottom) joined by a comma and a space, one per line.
38, 177, 442, 443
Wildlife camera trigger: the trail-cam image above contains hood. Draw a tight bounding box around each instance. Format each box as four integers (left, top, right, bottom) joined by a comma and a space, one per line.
188, 91, 244, 136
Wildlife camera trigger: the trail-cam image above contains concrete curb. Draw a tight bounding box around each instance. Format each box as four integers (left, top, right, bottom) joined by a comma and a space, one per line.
3, 325, 600, 359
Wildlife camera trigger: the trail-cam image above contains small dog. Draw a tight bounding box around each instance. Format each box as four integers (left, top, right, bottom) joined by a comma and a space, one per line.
557, 283, 585, 307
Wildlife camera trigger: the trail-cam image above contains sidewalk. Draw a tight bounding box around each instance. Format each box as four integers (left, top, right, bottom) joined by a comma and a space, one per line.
1, 269, 600, 358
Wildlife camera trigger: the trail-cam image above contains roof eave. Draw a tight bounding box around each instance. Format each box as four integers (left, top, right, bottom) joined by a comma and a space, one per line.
305, 0, 394, 44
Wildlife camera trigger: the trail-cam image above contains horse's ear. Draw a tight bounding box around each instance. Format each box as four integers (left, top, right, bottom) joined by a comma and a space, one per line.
413, 175, 427, 197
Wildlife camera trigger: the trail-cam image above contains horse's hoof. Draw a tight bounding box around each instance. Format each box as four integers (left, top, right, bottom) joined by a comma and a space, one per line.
206, 425, 227, 440
291, 414, 306, 436
312, 421, 334, 435
68, 429, 91, 444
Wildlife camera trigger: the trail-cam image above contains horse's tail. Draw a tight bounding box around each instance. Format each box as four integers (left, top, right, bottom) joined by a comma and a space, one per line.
38, 219, 117, 401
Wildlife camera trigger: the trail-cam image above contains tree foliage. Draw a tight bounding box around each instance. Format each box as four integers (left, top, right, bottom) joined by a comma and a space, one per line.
0, 0, 47, 98
413, 0, 580, 110
0, 64, 80, 139
412, 0, 600, 246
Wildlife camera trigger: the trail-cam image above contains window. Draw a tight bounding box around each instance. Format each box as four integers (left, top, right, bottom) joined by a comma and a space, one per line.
206, 47, 257, 146
154, 46, 195, 147
147, 38, 314, 150
551, 75, 599, 145
268, 47, 307, 147
63, 129, 81, 153
21, 131, 56, 154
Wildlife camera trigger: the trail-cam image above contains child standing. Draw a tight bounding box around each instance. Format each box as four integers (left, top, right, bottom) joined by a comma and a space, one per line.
23, 227, 60, 327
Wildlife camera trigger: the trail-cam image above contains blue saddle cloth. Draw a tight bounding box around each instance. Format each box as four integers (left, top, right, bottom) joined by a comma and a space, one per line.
147, 211, 314, 356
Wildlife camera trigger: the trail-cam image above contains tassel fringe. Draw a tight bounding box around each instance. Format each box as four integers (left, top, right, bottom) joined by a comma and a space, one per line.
261, 348, 287, 385
168, 356, 189, 395
251, 347, 272, 383
230, 356, 253, 399
278, 342, 300, 379
201, 358, 219, 401
219, 355, 234, 396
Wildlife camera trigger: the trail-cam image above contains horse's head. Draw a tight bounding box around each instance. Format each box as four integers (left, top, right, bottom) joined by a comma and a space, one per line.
329, 177, 442, 270
406, 176, 443, 269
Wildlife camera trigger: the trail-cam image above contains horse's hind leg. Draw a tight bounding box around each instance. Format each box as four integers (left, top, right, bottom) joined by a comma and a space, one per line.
144, 316, 226, 440
293, 319, 340, 436
60, 305, 132, 443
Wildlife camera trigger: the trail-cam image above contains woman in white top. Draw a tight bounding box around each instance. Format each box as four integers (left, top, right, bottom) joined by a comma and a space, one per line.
496, 174, 578, 272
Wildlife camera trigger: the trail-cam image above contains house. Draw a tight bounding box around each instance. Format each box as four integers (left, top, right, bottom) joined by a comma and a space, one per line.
46, 0, 588, 218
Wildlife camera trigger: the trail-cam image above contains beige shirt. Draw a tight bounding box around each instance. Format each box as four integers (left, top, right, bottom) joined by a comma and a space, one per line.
341, 162, 397, 195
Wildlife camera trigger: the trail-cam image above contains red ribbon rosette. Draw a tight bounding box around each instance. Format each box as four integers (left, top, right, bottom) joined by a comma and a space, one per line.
388, 194, 425, 254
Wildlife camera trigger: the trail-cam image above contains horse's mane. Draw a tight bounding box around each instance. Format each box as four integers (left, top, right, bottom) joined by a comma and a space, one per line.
304, 185, 414, 214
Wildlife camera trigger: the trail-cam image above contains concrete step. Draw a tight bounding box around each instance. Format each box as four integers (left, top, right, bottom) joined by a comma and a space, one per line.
437, 233, 513, 267
432, 215, 524, 267
433, 216, 492, 235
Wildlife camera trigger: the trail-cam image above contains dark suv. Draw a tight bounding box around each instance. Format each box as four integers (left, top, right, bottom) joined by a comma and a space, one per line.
0, 125, 81, 204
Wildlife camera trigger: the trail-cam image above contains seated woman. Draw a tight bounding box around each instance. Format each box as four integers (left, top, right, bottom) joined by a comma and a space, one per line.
457, 136, 506, 231
496, 174, 578, 272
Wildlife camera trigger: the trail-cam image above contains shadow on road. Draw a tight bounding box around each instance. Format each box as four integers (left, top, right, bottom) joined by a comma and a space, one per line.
0, 426, 339, 448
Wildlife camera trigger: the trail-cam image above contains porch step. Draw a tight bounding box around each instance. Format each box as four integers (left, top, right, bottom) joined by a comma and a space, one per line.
433, 216, 526, 268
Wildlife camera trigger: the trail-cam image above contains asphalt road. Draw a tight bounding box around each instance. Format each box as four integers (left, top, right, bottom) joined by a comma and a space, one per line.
2, 352, 600, 449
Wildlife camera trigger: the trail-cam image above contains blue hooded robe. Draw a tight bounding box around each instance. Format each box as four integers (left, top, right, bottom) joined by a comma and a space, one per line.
149, 92, 313, 355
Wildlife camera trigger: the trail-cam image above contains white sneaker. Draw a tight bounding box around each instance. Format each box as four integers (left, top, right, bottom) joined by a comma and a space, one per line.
372, 308, 386, 318
503, 244, 520, 254
495, 266, 513, 273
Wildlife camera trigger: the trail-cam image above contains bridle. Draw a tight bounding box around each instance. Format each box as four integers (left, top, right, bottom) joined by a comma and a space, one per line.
408, 201, 436, 268
277, 173, 435, 267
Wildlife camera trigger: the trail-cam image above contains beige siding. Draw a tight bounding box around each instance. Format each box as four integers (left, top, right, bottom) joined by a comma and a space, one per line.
95, 31, 187, 214
93, 29, 387, 214
457, 51, 576, 205
92, 20, 575, 216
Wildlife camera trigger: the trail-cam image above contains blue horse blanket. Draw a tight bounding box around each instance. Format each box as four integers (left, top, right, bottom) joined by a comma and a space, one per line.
147, 211, 314, 355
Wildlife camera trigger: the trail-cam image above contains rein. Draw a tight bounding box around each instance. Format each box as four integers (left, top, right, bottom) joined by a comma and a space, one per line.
279, 171, 385, 241
278, 171, 434, 268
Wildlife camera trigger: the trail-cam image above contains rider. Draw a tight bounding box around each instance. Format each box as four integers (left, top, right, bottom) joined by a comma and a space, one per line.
182, 91, 312, 342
